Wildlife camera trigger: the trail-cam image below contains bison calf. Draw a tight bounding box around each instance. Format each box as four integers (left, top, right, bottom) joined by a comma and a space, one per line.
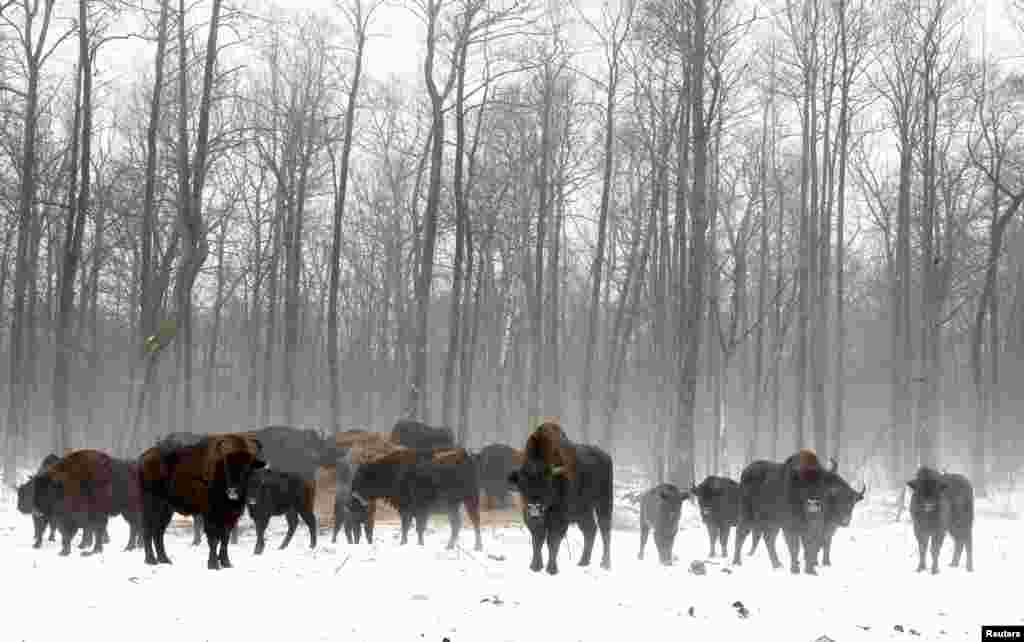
907, 467, 974, 575
246, 468, 317, 555
691, 475, 740, 558
638, 484, 688, 565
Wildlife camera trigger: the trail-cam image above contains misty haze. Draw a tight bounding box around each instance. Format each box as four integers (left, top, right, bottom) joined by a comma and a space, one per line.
0, 0, 1022, 639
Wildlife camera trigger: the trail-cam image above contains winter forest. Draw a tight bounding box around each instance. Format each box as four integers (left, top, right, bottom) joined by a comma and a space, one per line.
0, 0, 1021, 497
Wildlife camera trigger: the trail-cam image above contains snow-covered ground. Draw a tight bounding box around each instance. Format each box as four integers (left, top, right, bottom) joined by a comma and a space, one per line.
1, 473, 1020, 642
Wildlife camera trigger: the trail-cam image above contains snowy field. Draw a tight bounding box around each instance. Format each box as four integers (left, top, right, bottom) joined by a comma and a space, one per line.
1, 472, 1021, 642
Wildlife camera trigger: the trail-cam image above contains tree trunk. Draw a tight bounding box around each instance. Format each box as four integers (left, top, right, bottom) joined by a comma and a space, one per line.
672, 0, 709, 491
327, 3, 367, 435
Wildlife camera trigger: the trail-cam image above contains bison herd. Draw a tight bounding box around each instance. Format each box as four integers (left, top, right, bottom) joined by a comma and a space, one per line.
11, 419, 975, 578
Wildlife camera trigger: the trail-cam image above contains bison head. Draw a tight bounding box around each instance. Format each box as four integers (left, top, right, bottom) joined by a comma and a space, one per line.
209, 436, 266, 503
508, 459, 567, 525
655, 485, 688, 530
16, 477, 38, 515
907, 471, 948, 514
825, 478, 866, 527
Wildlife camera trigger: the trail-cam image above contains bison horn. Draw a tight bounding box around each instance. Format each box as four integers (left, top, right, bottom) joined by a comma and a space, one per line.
858, 482, 866, 498
829, 457, 838, 473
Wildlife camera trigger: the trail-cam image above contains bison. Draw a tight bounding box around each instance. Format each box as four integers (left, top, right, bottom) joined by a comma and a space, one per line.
352, 446, 483, 551
907, 467, 974, 574
332, 447, 372, 545
244, 425, 336, 481
638, 483, 688, 565
476, 443, 523, 509
31, 450, 124, 557
17, 453, 61, 548
155, 432, 209, 546
139, 433, 265, 570
819, 459, 865, 567
733, 450, 830, 575
507, 421, 613, 575
245, 468, 317, 555
390, 419, 456, 450
691, 475, 741, 558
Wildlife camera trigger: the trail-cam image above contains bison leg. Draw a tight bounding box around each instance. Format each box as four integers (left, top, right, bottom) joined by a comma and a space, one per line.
79, 527, 93, 550
801, 534, 819, 576
544, 524, 566, 576
32, 514, 46, 548
929, 530, 944, 575
414, 508, 429, 546
230, 525, 240, 545
638, 522, 650, 560
205, 522, 226, 570
576, 512, 597, 567
912, 523, 928, 572
764, 528, 783, 569
783, 530, 801, 575
102, 526, 111, 544
464, 495, 483, 552
253, 515, 269, 555
59, 522, 75, 556
445, 501, 463, 550
332, 503, 344, 544
705, 522, 718, 557
349, 519, 360, 544
595, 499, 613, 570
732, 522, 750, 566
528, 525, 545, 573
280, 510, 299, 550
191, 514, 203, 546
717, 523, 730, 558
748, 529, 760, 555
300, 508, 317, 550
362, 520, 372, 545
399, 511, 412, 546
964, 530, 973, 573
218, 531, 232, 569
821, 532, 833, 567
83, 516, 109, 557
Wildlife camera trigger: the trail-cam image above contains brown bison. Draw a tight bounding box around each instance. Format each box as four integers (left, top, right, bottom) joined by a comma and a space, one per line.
31, 450, 124, 557
507, 421, 613, 574
139, 433, 265, 570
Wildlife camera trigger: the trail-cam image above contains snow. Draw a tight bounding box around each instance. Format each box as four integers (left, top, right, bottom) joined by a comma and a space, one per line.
1, 475, 1020, 642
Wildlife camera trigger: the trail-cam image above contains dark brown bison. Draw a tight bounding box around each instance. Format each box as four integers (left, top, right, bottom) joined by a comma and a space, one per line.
907, 467, 974, 574
507, 421, 613, 575
733, 449, 831, 575
155, 432, 209, 546
691, 475, 741, 558
31, 450, 123, 557
139, 433, 265, 570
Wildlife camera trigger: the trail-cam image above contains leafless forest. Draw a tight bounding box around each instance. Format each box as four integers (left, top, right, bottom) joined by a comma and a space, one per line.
0, 0, 1021, 496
